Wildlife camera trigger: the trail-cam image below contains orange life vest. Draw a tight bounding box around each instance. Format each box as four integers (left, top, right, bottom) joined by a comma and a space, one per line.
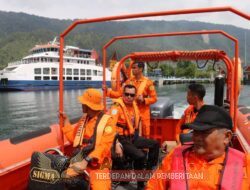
127, 76, 148, 98
113, 98, 140, 135
73, 114, 88, 147
73, 113, 111, 148
137, 77, 148, 96
183, 105, 198, 124
170, 145, 245, 190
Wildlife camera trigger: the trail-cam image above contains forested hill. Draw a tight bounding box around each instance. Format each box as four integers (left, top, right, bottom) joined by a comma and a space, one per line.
0, 10, 249, 69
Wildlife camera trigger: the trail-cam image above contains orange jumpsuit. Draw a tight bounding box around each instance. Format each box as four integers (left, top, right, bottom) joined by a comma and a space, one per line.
62, 114, 116, 190
107, 76, 157, 138
146, 147, 250, 190
110, 98, 159, 176
175, 105, 198, 144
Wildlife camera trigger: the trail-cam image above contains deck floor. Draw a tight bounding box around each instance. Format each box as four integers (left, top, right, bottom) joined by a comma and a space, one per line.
113, 182, 138, 190
111, 149, 168, 190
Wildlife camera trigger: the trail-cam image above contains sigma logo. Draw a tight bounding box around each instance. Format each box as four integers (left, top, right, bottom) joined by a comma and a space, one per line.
30, 167, 60, 184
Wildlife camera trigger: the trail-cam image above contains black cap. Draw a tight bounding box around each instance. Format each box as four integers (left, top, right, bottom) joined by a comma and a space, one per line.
186, 105, 233, 131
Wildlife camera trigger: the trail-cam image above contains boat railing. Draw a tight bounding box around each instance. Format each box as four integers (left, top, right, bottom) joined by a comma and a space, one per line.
58, 6, 250, 152
150, 76, 212, 81
8, 60, 26, 66
7, 59, 98, 66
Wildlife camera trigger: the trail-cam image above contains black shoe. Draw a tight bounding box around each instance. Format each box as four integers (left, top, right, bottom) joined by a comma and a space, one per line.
119, 181, 130, 186
137, 181, 145, 190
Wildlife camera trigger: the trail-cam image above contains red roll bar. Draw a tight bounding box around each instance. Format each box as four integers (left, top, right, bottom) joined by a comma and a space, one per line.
116, 50, 234, 123
59, 7, 250, 152
102, 30, 239, 112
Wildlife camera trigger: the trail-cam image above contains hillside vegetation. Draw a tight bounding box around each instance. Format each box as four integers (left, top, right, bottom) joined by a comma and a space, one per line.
0, 11, 249, 69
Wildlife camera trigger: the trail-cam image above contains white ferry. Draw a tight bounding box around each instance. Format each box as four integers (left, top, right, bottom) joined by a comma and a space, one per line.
0, 38, 111, 91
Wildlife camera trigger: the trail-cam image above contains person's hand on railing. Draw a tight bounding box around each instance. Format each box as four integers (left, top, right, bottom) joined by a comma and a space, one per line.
102, 84, 108, 96
58, 111, 70, 125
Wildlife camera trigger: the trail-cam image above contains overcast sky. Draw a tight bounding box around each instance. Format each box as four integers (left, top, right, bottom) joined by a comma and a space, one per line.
0, 0, 249, 29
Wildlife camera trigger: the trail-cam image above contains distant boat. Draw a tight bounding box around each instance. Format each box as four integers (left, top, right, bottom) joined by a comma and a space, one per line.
0, 37, 111, 91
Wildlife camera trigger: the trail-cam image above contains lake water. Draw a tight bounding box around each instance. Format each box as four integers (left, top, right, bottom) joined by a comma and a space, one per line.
0, 84, 249, 140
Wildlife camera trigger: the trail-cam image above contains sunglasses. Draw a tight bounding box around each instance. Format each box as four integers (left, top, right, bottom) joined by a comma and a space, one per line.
124, 92, 136, 97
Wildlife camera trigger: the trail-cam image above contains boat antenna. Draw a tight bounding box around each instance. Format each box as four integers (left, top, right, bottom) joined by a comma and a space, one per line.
51, 37, 58, 45
244, 31, 247, 67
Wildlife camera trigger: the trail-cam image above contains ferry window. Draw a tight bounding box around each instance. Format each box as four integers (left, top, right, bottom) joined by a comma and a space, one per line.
80, 77, 86, 80
63, 77, 65, 80
34, 76, 41, 80
87, 69, 91, 75
63, 68, 65, 75
43, 68, 50, 74
67, 59, 70, 62
34, 68, 41, 74
87, 77, 91, 80
73, 69, 79, 75
97, 71, 103, 76
51, 68, 57, 75
66, 68, 72, 75
86, 61, 89, 64
66, 77, 72, 80
74, 77, 79, 80
43, 76, 50, 80
93, 70, 97, 76
80, 69, 85, 75
50, 58, 53, 62
51, 76, 58, 80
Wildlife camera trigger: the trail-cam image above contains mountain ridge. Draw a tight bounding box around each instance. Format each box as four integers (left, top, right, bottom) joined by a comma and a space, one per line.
0, 10, 249, 69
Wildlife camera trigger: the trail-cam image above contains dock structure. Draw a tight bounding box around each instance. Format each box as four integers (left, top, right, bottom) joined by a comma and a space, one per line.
243, 66, 250, 85
150, 77, 213, 87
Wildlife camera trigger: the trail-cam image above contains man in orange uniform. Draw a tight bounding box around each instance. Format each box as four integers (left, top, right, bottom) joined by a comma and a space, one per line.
175, 83, 205, 144
61, 88, 116, 190
107, 62, 158, 138
110, 84, 159, 190
146, 105, 250, 190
